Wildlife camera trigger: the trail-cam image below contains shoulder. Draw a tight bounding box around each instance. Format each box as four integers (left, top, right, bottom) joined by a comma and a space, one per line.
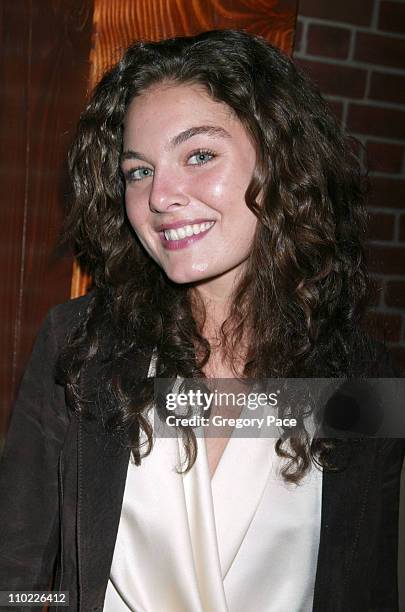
344, 329, 405, 457
48, 288, 96, 322
345, 327, 402, 377
44, 289, 97, 347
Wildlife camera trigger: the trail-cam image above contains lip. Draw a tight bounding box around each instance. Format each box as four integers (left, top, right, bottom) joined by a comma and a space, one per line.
155, 218, 216, 232
159, 221, 216, 250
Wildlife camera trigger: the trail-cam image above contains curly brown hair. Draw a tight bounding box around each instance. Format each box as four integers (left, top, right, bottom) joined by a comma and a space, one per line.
57, 29, 374, 483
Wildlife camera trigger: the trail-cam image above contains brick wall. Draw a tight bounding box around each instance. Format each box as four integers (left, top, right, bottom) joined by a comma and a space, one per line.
294, 0, 405, 373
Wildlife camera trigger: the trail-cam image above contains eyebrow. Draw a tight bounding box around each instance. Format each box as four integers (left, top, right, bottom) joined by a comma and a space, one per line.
120, 125, 232, 163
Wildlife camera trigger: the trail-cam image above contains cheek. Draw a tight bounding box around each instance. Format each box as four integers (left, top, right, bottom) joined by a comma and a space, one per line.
190, 169, 235, 206
205, 162, 253, 203
210, 178, 226, 200
125, 193, 145, 232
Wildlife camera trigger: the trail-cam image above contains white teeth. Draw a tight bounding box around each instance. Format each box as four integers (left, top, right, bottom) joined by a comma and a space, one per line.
163, 221, 215, 241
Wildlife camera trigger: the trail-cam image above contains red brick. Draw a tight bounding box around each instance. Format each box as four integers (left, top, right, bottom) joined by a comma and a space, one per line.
347, 104, 405, 140
400, 215, 405, 241
354, 32, 405, 70
368, 177, 405, 210
367, 211, 395, 240
386, 281, 405, 308
366, 141, 404, 174
348, 137, 363, 158
369, 72, 405, 105
388, 345, 405, 375
295, 59, 367, 98
325, 98, 344, 124
299, 0, 374, 26
379, 1, 405, 34
367, 245, 405, 274
363, 311, 402, 342
306, 24, 351, 59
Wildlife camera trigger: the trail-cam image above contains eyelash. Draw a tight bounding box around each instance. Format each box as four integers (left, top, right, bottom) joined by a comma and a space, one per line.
123, 148, 216, 182
188, 148, 216, 165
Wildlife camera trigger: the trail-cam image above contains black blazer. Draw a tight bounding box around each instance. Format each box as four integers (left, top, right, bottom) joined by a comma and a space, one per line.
0, 292, 404, 612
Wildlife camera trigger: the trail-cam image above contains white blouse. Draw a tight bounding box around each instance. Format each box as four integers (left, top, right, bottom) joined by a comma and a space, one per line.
103, 354, 323, 612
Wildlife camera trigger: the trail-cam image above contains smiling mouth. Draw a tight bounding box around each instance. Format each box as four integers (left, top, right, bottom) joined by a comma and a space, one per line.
159, 221, 216, 250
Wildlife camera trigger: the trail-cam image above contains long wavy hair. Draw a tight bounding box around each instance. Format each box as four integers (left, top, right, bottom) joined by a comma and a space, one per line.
57, 29, 373, 483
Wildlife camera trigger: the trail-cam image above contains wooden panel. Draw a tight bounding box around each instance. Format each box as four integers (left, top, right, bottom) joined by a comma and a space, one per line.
71, 0, 298, 296
90, 0, 297, 83
0, 1, 94, 437
0, 3, 30, 438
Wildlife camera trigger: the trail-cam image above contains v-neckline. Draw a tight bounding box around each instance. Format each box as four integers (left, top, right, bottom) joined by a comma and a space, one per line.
205, 411, 244, 484
205, 434, 234, 482
198, 421, 274, 580
202, 380, 249, 483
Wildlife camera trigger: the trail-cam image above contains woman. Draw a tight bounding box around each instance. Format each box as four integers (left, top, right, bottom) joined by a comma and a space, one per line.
0, 29, 403, 612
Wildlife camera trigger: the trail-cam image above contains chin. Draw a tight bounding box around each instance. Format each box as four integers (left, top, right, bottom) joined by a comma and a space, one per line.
163, 265, 211, 285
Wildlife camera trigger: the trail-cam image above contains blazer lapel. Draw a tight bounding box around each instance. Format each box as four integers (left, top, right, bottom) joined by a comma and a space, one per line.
312, 438, 378, 612
77, 346, 153, 612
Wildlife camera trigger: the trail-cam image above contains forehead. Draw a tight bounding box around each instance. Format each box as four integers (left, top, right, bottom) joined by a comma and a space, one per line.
123, 82, 238, 140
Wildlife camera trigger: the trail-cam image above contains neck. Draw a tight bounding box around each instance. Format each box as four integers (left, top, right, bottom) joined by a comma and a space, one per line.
190, 288, 230, 340
189, 287, 251, 378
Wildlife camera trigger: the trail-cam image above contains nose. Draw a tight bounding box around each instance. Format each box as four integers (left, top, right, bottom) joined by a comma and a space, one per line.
148, 168, 190, 213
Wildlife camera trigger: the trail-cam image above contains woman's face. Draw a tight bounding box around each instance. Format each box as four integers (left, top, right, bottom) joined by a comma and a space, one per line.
121, 82, 258, 297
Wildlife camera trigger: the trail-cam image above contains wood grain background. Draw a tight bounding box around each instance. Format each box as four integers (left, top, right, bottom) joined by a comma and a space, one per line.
0, 0, 93, 435
89, 0, 297, 84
